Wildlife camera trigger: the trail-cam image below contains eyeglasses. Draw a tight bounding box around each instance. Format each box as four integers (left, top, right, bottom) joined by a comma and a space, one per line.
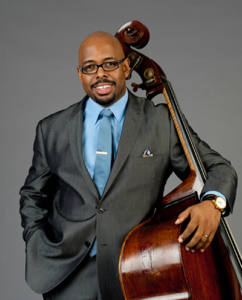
79, 58, 126, 74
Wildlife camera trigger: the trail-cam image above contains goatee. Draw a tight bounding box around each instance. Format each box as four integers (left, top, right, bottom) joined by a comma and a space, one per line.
93, 93, 116, 106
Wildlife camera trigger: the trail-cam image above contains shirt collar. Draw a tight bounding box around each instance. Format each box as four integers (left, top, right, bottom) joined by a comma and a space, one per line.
85, 88, 129, 124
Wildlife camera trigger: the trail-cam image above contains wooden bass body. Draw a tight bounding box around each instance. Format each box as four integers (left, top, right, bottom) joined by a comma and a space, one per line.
115, 21, 242, 300
119, 189, 241, 299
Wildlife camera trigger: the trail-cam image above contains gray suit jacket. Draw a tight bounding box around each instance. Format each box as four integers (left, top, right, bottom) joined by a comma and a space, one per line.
20, 90, 237, 299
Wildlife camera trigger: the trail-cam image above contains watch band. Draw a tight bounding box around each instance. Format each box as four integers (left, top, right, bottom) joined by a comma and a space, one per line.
203, 194, 218, 201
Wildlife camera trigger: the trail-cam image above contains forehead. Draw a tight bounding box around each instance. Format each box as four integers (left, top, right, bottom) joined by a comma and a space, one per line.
79, 41, 120, 64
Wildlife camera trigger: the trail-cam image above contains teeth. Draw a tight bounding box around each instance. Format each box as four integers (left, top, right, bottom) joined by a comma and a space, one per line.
96, 85, 111, 90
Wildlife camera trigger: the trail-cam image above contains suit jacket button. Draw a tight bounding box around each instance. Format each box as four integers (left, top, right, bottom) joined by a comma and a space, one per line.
85, 241, 90, 247
97, 207, 104, 214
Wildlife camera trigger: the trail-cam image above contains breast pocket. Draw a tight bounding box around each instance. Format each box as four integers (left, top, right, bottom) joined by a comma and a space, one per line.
136, 155, 163, 179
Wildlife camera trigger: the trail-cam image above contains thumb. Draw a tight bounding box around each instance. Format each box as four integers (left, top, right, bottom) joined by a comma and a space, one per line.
175, 207, 191, 225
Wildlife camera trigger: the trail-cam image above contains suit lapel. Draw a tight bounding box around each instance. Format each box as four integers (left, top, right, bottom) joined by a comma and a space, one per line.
67, 92, 142, 201
101, 91, 142, 200
68, 96, 99, 199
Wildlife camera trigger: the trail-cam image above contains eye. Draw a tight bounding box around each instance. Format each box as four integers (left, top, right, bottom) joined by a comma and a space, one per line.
104, 61, 118, 69
83, 65, 96, 73
106, 61, 116, 66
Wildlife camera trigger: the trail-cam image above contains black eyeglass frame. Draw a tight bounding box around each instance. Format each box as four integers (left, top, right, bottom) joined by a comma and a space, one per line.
79, 58, 126, 74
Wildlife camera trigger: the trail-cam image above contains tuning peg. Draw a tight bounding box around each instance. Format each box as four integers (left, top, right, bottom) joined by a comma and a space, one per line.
131, 82, 147, 92
131, 77, 157, 92
131, 82, 140, 92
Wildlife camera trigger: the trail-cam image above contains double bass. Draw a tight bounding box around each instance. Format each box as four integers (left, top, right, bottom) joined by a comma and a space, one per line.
115, 21, 242, 300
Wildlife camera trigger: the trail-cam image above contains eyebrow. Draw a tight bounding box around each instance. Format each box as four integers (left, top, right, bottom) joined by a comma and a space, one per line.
82, 57, 117, 66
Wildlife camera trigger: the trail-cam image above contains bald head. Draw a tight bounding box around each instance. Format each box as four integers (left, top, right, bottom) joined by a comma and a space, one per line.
76, 31, 130, 107
78, 31, 125, 65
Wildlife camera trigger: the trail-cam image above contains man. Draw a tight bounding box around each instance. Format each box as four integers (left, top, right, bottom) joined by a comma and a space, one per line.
20, 31, 237, 300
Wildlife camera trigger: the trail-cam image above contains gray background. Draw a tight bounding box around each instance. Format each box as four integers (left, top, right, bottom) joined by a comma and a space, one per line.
1, 0, 241, 299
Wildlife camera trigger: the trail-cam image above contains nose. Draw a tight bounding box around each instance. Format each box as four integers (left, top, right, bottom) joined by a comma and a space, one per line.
96, 65, 107, 78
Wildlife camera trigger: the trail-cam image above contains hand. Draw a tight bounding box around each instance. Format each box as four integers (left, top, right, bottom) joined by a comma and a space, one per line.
175, 200, 221, 252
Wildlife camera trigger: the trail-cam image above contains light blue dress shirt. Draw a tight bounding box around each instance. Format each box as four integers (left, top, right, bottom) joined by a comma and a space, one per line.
82, 89, 129, 180
81, 88, 226, 256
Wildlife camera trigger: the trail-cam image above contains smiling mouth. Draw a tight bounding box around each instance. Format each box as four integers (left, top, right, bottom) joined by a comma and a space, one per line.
93, 81, 115, 95
96, 85, 112, 90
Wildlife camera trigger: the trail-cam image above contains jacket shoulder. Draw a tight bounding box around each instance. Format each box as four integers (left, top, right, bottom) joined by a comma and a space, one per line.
42, 99, 84, 123
129, 90, 170, 119
38, 96, 87, 133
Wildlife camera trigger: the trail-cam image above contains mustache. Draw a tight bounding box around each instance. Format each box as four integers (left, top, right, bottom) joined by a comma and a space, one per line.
91, 79, 116, 89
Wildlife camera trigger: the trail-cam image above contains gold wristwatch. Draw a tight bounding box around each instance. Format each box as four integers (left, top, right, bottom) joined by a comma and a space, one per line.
203, 194, 227, 213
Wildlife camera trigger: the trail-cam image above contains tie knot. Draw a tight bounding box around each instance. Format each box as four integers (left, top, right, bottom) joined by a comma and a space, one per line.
100, 109, 113, 119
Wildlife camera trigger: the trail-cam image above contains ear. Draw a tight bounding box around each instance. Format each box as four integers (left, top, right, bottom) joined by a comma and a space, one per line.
76, 66, 83, 83
123, 58, 130, 78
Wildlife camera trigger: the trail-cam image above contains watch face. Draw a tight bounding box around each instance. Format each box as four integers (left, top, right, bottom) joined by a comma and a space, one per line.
216, 197, 226, 209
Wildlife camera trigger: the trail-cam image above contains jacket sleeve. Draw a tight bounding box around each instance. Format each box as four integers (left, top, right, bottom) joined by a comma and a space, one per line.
169, 116, 238, 216
19, 121, 58, 242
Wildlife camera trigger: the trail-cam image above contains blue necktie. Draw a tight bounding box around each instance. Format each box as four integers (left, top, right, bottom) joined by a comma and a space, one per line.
89, 109, 113, 257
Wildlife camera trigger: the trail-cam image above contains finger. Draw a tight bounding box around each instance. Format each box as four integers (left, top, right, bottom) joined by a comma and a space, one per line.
175, 207, 192, 225
175, 217, 186, 225
184, 228, 206, 251
193, 235, 210, 251
200, 231, 216, 252
178, 218, 198, 243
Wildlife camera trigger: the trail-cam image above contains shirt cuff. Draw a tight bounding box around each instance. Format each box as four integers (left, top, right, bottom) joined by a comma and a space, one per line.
201, 191, 227, 215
